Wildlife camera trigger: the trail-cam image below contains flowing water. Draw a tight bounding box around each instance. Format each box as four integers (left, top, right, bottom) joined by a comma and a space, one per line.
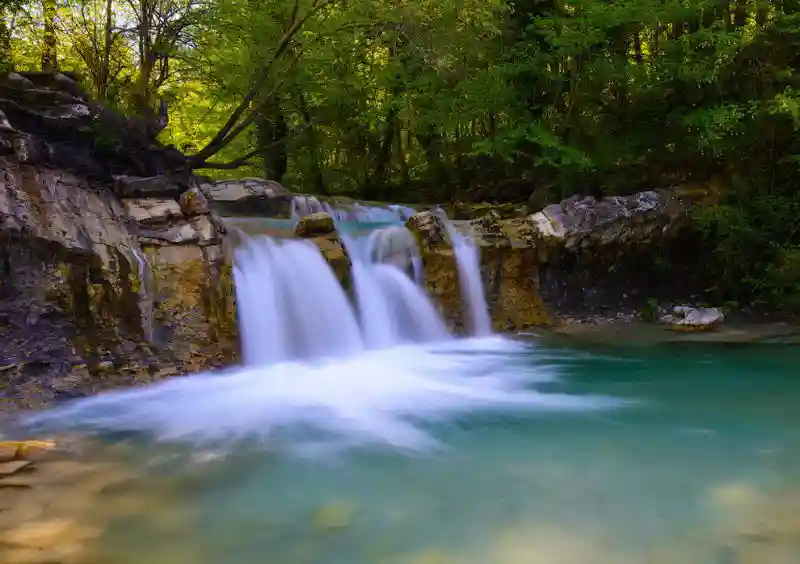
18, 340, 800, 563
9, 213, 800, 563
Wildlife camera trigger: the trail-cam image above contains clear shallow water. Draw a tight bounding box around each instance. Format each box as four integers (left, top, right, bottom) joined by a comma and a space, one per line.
20, 339, 800, 563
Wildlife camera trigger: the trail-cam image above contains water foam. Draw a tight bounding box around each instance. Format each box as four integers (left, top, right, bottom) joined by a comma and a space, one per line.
24, 338, 621, 452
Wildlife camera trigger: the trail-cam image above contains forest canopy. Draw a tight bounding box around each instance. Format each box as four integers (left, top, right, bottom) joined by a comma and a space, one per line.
1, 0, 800, 308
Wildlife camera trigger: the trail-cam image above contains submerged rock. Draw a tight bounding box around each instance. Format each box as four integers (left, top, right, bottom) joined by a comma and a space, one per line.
295, 212, 335, 237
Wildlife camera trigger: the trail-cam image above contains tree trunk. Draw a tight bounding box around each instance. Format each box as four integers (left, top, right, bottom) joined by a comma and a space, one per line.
256, 97, 288, 184
41, 0, 58, 71
0, 10, 12, 72
99, 0, 113, 101
296, 89, 326, 194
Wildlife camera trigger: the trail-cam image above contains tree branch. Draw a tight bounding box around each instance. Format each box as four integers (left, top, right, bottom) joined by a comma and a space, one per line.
191, 0, 340, 161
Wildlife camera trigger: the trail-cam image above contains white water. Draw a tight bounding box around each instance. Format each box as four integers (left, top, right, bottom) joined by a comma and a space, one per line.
25, 227, 621, 451
339, 231, 448, 349
291, 195, 415, 223
233, 237, 364, 365
25, 338, 621, 450
441, 220, 493, 336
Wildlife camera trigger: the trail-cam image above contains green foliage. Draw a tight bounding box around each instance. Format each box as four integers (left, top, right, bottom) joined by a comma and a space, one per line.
2, 0, 799, 309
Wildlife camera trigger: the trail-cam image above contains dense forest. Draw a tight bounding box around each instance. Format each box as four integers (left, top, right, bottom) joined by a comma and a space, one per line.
1, 0, 799, 308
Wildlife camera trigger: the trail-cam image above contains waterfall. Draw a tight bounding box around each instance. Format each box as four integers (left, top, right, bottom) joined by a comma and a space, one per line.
440, 220, 492, 336
339, 232, 449, 349
233, 237, 364, 365
132, 248, 155, 343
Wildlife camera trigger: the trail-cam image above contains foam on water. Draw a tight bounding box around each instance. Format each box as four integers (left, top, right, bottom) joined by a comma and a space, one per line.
24, 338, 621, 451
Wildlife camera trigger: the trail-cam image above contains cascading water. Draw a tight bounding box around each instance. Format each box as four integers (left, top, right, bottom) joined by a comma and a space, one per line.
440, 218, 493, 336
338, 231, 449, 348
233, 237, 365, 365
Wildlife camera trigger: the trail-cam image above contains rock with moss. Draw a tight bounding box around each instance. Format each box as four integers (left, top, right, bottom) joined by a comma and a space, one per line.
295, 212, 335, 237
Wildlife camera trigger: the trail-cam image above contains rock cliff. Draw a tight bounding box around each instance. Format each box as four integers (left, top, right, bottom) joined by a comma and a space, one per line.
0, 72, 234, 411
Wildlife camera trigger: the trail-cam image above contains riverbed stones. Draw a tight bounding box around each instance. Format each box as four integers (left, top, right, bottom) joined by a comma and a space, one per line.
295, 212, 335, 237
406, 210, 448, 249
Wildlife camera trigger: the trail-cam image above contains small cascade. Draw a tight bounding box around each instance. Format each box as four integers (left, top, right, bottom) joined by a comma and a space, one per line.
233, 237, 364, 365
290, 195, 416, 224
132, 248, 155, 343
439, 218, 492, 336
365, 226, 422, 283
339, 232, 448, 348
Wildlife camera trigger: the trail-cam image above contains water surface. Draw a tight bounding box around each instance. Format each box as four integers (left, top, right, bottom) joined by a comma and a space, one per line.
21, 338, 800, 563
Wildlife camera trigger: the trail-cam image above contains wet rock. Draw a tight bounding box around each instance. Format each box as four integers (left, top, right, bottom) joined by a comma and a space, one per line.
661, 306, 724, 332
113, 175, 181, 198
406, 210, 448, 249
124, 198, 184, 225
179, 186, 210, 216
202, 177, 292, 217
311, 234, 352, 290
295, 212, 335, 237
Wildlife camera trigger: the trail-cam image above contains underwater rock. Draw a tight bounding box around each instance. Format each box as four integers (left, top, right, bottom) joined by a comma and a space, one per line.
295, 212, 335, 237
312, 501, 357, 530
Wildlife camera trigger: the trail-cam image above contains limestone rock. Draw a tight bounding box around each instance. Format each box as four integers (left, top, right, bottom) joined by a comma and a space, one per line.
406, 210, 448, 249
295, 212, 335, 237
190, 215, 219, 246
123, 198, 184, 225
528, 190, 685, 253
113, 175, 181, 198
179, 186, 210, 216
202, 177, 292, 217
661, 306, 724, 332
139, 222, 198, 245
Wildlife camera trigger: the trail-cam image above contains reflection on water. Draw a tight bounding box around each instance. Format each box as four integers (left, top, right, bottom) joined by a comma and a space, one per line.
6, 340, 800, 563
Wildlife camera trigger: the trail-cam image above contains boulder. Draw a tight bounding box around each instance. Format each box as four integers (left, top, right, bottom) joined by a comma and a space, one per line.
661, 306, 725, 332
179, 186, 210, 216
294, 212, 335, 237
528, 190, 685, 254
201, 178, 292, 217
405, 210, 448, 250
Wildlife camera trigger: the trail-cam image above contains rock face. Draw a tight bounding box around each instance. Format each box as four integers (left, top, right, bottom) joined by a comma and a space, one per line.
200, 177, 292, 217
0, 73, 235, 412
407, 189, 697, 331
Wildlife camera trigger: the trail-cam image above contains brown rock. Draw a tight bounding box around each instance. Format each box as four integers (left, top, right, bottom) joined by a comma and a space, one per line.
295, 212, 335, 237
190, 215, 219, 246
179, 187, 210, 216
